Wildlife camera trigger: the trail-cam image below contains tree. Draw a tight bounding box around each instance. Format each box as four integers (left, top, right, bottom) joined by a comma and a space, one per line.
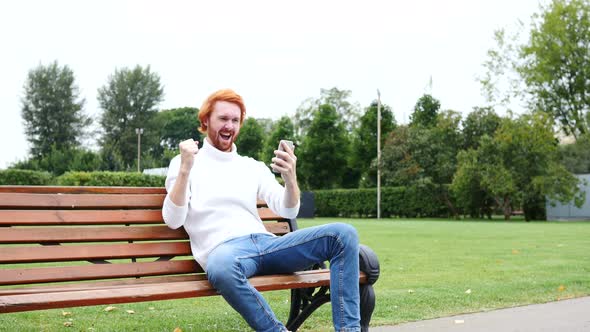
294, 87, 361, 137
21, 61, 90, 158
235, 117, 265, 159
462, 107, 502, 150
351, 101, 396, 187
480, 0, 590, 138
154, 107, 201, 150
298, 104, 350, 189
452, 112, 584, 220
520, 0, 590, 138
382, 111, 462, 186
380, 125, 418, 186
261, 116, 296, 165
380, 110, 463, 217
97, 65, 164, 169
478, 27, 527, 111
409, 94, 440, 128
451, 147, 495, 219
559, 134, 590, 173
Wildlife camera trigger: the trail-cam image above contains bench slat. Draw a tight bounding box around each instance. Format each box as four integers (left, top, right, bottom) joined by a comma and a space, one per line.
0, 275, 207, 296
0, 259, 200, 285
0, 186, 167, 194
0, 209, 285, 225
0, 193, 165, 209
0, 222, 289, 243
0, 242, 192, 263
258, 208, 288, 221
0, 270, 342, 313
0, 225, 186, 243
0, 210, 163, 226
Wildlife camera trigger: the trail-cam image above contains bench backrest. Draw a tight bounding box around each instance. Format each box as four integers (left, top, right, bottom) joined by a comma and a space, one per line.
0, 186, 296, 289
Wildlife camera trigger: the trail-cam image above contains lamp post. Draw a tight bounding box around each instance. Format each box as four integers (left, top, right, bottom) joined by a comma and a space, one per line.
135, 128, 143, 172
376, 90, 381, 219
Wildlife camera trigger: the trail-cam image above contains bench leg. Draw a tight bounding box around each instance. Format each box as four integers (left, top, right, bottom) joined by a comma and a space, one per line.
359, 244, 380, 331
360, 283, 376, 332
287, 245, 380, 331
286, 286, 330, 331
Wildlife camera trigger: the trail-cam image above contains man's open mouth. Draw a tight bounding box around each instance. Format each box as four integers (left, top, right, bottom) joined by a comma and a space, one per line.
219, 132, 232, 141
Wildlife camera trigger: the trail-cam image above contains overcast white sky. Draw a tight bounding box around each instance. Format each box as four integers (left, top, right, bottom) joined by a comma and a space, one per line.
0, 0, 542, 168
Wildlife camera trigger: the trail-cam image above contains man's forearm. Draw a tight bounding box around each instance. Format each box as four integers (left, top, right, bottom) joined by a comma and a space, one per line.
169, 169, 190, 206
283, 181, 300, 208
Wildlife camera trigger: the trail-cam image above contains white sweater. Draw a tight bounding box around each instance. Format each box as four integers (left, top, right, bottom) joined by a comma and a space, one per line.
162, 139, 300, 270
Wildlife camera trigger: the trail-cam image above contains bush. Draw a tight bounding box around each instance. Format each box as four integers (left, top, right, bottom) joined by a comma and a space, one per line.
56, 171, 165, 187
0, 169, 53, 185
10, 147, 103, 176
314, 185, 450, 218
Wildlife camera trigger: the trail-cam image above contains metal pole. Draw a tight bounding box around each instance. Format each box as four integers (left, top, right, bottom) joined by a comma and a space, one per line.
136, 128, 143, 173
377, 90, 381, 219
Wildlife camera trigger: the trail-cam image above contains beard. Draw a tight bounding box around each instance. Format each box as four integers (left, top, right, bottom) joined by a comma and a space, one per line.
208, 128, 238, 152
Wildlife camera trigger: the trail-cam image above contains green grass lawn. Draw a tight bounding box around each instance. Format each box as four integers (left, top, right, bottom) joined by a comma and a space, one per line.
2, 218, 590, 331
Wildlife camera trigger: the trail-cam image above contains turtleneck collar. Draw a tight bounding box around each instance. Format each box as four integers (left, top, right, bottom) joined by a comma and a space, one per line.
202, 138, 238, 161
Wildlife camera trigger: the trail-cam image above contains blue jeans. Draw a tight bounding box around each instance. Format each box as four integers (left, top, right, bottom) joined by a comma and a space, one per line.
206, 222, 361, 332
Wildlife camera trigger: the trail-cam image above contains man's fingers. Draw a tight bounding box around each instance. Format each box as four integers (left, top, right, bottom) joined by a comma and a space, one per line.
271, 156, 295, 174
180, 139, 199, 153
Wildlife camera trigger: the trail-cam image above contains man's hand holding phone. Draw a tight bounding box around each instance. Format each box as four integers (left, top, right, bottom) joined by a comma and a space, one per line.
271, 140, 297, 182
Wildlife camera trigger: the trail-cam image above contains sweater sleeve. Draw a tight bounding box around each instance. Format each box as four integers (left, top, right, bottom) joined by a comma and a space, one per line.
162, 155, 190, 230
257, 161, 300, 219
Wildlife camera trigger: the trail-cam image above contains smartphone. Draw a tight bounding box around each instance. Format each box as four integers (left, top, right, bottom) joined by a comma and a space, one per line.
278, 140, 294, 152
273, 140, 294, 173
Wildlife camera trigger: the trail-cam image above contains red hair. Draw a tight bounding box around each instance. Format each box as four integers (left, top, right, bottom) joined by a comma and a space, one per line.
198, 89, 246, 134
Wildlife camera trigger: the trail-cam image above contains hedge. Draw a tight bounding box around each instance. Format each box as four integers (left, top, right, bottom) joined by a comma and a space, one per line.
0, 169, 166, 187
1, 169, 452, 218
56, 171, 166, 187
314, 184, 450, 218
0, 169, 53, 185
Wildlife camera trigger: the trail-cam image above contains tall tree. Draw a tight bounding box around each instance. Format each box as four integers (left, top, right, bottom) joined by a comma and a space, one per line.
409, 94, 441, 128
520, 0, 590, 138
235, 117, 265, 159
21, 61, 90, 158
480, 0, 590, 138
97, 65, 164, 168
298, 104, 350, 189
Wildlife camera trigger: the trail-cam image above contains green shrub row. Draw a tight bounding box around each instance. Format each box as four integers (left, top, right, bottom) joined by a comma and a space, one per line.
0, 169, 53, 185
314, 185, 450, 218
0, 169, 165, 187
2, 169, 450, 218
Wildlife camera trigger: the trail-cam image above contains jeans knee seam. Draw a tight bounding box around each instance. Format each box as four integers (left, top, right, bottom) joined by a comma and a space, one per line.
259, 233, 341, 256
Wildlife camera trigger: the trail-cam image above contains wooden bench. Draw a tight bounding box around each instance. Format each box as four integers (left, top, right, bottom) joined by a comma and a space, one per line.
0, 186, 380, 331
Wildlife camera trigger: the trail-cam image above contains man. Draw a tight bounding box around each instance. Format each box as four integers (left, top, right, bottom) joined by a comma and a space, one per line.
163, 89, 361, 332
